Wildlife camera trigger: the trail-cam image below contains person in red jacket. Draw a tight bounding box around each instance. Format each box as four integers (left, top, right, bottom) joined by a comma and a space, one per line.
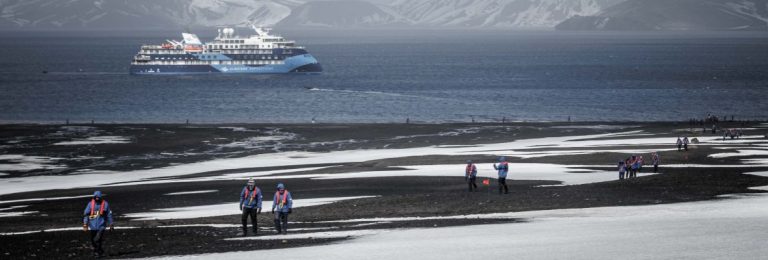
465, 160, 478, 192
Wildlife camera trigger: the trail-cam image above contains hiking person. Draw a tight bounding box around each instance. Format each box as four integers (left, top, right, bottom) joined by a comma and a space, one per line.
82, 191, 113, 258
271, 183, 293, 234
652, 152, 660, 173
676, 137, 683, 151
683, 137, 690, 151
618, 160, 626, 180
631, 156, 640, 178
465, 160, 478, 192
239, 178, 262, 236
493, 157, 509, 194
638, 155, 644, 172
624, 158, 631, 177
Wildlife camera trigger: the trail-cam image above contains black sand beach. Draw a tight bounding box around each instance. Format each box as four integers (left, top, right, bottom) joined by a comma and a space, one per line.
1, 122, 767, 259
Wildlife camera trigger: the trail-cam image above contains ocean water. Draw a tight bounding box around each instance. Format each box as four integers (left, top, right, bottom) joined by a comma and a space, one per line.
1, 30, 767, 123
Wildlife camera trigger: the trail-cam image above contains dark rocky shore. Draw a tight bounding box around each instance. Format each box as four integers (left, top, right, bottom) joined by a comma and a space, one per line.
1, 122, 767, 259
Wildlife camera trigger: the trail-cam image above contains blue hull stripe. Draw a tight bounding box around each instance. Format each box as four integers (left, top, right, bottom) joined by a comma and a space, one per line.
130, 54, 321, 75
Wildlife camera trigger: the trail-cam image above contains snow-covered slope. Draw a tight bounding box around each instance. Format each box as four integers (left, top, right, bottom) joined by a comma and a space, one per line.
556, 0, 768, 31
276, 0, 405, 28
381, 0, 623, 29
0, 0, 623, 30
0, 0, 298, 30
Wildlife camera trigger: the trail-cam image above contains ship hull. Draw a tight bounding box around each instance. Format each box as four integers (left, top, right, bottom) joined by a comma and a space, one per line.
130, 54, 322, 75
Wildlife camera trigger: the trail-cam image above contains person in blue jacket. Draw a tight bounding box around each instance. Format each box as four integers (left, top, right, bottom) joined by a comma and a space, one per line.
82, 190, 113, 257
618, 160, 626, 180
239, 178, 262, 236
465, 160, 478, 192
271, 183, 293, 234
493, 157, 509, 194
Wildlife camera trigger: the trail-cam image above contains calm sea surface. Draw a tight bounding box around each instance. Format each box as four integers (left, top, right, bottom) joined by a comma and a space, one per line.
1, 30, 767, 123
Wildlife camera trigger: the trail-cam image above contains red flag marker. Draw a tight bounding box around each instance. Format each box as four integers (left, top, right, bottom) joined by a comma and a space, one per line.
482, 179, 490, 186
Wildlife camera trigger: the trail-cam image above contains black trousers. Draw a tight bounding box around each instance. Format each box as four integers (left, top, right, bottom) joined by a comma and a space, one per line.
498, 177, 509, 194
467, 176, 478, 191
89, 229, 105, 255
274, 211, 289, 234
242, 207, 258, 235
654, 164, 658, 173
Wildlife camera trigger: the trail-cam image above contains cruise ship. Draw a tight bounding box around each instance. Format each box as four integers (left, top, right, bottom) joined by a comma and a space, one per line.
130, 26, 322, 75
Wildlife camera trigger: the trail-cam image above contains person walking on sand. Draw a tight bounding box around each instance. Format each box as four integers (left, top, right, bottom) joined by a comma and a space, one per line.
624, 158, 631, 177
618, 160, 626, 180
683, 136, 690, 151
493, 157, 510, 194
676, 137, 683, 151
631, 156, 640, 178
465, 160, 478, 192
239, 178, 262, 237
82, 191, 113, 258
271, 183, 293, 234
652, 152, 660, 173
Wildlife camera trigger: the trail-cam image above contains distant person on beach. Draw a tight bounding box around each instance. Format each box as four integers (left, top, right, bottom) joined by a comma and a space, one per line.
271, 183, 293, 234
618, 160, 626, 180
82, 190, 113, 258
624, 158, 631, 177
652, 152, 660, 173
676, 137, 683, 151
630, 156, 639, 178
683, 137, 690, 151
493, 157, 509, 194
239, 178, 262, 237
465, 160, 478, 192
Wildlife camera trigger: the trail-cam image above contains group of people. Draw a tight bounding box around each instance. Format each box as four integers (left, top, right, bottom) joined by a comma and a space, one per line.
723, 128, 744, 140
238, 179, 294, 237
81, 179, 294, 257
617, 152, 660, 180
464, 157, 510, 194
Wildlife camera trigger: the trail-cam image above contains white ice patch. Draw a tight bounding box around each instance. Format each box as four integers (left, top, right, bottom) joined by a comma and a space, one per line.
743, 158, 768, 165
0, 210, 38, 218
0, 205, 37, 218
226, 229, 381, 241
709, 150, 768, 158
125, 196, 378, 221
164, 190, 219, 196
106, 166, 334, 187
151, 193, 768, 260
53, 136, 132, 146
0, 172, 7, 176
0, 154, 65, 172
218, 127, 256, 132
